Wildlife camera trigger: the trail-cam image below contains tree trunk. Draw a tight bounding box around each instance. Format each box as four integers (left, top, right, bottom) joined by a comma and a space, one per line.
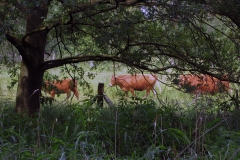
13, 4, 48, 116
15, 61, 44, 116
14, 40, 46, 116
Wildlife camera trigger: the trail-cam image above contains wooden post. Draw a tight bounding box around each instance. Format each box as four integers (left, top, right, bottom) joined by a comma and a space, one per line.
97, 83, 104, 107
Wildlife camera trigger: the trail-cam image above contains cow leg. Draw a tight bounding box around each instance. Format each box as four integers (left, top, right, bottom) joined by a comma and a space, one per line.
50, 91, 55, 99
151, 88, 157, 99
124, 91, 129, 98
72, 88, 79, 100
74, 91, 79, 100
66, 91, 71, 100
129, 89, 136, 97
143, 89, 150, 99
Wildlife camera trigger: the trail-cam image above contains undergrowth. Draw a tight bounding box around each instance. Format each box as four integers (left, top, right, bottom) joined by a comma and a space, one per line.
0, 97, 240, 159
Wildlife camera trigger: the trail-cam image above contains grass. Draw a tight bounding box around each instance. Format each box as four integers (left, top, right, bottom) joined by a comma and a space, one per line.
1, 98, 240, 159
1, 63, 240, 159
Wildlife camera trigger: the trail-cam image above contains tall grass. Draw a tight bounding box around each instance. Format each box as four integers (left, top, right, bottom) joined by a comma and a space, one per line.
1, 96, 240, 159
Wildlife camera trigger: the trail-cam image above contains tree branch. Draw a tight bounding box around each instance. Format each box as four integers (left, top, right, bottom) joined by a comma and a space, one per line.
43, 55, 179, 72
5, 33, 31, 65
21, 0, 151, 40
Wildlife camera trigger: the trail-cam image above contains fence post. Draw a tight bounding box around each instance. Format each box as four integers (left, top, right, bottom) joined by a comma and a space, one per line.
97, 83, 104, 107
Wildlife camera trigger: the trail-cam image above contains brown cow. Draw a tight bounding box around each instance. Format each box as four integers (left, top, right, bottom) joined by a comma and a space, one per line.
178, 74, 230, 94
43, 78, 79, 100
109, 74, 161, 98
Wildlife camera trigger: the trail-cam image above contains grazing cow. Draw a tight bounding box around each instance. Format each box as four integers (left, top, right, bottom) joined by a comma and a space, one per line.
109, 74, 161, 98
43, 78, 79, 100
178, 74, 230, 94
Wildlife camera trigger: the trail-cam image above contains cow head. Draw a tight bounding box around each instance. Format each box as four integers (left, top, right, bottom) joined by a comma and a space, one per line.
189, 75, 205, 87
109, 75, 117, 87
178, 74, 202, 93
42, 81, 51, 93
178, 75, 191, 87
42, 81, 57, 93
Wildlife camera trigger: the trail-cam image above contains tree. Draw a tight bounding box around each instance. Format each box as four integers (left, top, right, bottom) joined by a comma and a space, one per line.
0, 0, 239, 116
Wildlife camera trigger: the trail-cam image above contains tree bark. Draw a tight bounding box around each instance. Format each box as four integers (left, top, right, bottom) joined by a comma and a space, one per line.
15, 61, 44, 116
15, 61, 28, 114
12, 4, 49, 116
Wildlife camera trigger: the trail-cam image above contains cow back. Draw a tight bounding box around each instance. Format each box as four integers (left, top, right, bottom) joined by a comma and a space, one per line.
112, 74, 157, 91
179, 74, 230, 94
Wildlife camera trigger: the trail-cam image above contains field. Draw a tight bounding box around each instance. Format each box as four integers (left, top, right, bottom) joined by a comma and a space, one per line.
0, 63, 240, 159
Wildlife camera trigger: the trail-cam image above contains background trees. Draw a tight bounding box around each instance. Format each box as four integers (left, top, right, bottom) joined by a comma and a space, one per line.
0, 0, 239, 115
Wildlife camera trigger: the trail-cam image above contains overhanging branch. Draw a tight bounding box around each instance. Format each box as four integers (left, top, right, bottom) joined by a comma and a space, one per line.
43, 55, 182, 72
43, 55, 120, 70
5, 33, 31, 64
41, 54, 240, 83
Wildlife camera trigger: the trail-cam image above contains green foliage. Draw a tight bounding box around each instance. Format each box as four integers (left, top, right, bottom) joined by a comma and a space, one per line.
1, 97, 240, 159
7, 65, 20, 90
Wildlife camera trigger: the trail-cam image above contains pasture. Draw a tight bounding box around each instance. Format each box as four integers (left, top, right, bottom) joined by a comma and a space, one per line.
41, 63, 194, 105
0, 63, 240, 159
